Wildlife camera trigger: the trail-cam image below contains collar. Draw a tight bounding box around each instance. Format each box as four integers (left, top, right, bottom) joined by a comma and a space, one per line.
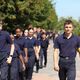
15, 36, 23, 39
28, 37, 33, 40
63, 33, 74, 39
25, 36, 28, 39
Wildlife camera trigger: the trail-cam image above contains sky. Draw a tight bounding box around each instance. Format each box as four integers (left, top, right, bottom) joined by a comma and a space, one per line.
52, 0, 80, 20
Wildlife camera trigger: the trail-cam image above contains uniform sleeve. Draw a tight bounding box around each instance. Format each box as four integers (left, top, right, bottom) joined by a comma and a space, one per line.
77, 37, 80, 48
54, 37, 59, 49
47, 39, 49, 45
16, 44, 22, 55
36, 39, 40, 46
6, 32, 12, 44
24, 39, 28, 48
34, 39, 39, 46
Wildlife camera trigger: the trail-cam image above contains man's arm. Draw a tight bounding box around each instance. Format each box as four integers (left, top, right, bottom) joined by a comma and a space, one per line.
24, 48, 28, 63
19, 54, 26, 71
53, 48, 59, 71
6, 44, 14, 64
77, 48, 80, 57
34, 45, 41, 60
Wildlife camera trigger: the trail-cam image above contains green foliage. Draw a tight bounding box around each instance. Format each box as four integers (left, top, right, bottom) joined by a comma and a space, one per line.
0, 0, 58, 31
56, 17, 80, 35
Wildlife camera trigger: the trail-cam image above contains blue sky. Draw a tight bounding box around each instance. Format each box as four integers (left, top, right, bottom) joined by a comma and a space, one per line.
52, 0, 80, 20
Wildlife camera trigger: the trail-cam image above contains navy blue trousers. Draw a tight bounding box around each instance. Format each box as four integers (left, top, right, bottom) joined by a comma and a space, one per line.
9, 58, 19, 80
40, 49, 47, 67
0, 59, 8, 80
0, 58, 19, 80
59, 57, 76, 80
25, 55, 35, 80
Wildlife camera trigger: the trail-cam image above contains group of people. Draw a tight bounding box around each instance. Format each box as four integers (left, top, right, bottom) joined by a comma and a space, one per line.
0, 21, 49, 80
0, 19, 80, 80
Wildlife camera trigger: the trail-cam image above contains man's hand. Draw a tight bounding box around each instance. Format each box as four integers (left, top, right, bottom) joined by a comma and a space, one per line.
6, 56, 12, 64
22, 64, 26, 71
54, 64, 59, 72
53, 48, 59, 72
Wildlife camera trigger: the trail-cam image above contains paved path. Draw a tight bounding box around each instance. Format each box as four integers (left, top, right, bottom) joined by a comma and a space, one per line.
32, 40, 80, 80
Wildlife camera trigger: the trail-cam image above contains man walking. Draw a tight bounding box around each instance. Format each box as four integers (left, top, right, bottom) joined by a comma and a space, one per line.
0, 20, 12, 80
53, 20, 80, 80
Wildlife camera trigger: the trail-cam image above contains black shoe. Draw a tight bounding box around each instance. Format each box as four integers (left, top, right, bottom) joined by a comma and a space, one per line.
39, 66, 43, 69
44, 65, 46, 68
36, 70, 39, 73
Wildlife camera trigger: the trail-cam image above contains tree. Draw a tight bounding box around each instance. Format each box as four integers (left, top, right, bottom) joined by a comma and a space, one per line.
0, 0, 58, 31
56, 17, 80, 35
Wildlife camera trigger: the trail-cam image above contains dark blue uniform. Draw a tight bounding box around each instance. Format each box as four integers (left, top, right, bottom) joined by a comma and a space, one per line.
14, 36, 27, 56
8, 44, 22, 80
40, 38, 49, 67
14, 36, 27, 80
0, 31, 12, 80
54, 33, 80, 80
25, 37, 38, 80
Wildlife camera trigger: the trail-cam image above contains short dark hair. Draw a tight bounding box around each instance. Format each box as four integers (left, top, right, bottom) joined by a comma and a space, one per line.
28, 27, 33, 31
64, 20, 74, 26
41, 32, 47, 36
15, 26, 22, 31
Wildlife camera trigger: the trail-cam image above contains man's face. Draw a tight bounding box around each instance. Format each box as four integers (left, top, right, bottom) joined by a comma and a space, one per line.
28, 29, 34, 37
24, 30, 28, 36
37, 28, 41, 33
16, 29, 22, 37
64, 24, 73, 34
42, 34, 46, 39
33, 27, 37, 32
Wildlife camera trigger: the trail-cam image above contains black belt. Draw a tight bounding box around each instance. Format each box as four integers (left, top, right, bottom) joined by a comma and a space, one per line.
60, 56, 75, 60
